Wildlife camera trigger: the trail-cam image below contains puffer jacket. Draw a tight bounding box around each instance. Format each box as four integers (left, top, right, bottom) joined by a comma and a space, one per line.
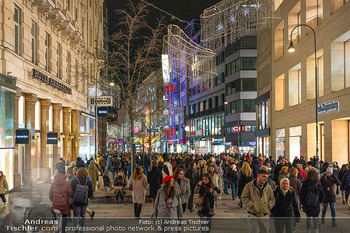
241, 179, 275, 217
49, 173, 74, 214
271, 186, 300, 217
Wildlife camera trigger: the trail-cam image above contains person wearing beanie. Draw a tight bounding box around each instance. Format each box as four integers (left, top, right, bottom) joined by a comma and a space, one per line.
271, 178, 300, 233
320, 166, 341, 226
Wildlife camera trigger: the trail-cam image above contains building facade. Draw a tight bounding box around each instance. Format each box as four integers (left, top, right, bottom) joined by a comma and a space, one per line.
256, 0, 350, 164
185, 20, 258, 155
0, 0, 104, 189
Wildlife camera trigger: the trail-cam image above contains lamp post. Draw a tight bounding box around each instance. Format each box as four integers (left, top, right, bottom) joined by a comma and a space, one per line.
288, 24, 319, 171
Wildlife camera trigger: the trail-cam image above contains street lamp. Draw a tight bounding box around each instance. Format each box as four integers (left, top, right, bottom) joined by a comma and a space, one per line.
288, 24, 319, 171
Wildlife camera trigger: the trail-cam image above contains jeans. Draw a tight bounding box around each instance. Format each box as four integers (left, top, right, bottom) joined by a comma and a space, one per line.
224, 182, 229, 194
248, 216, 270, 233
322, 202, 336, 218
55, 214, 68, 233
274, 217, 294, 233
0, 194, 6, 203
306, 217, 318, 230
188, 185, 195, 210
231, 181, 238, 198
143, 166, 149, 176
73, 205, 87, 231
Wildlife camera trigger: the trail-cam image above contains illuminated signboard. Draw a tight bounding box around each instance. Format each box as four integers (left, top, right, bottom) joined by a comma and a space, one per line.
164, 128, 176, 136
317, 101, 339, 113
47, 133, 58, 144
16, 129, 29, 144
162, 54, 171, 84
164, 84, 177, 92
98, 107, 108, 116
232, 126, 246, 132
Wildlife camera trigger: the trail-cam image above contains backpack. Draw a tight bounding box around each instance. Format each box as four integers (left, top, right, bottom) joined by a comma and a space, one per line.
306, 182, 320, 207
73, 179, 89, 205
231, 171, 239, 182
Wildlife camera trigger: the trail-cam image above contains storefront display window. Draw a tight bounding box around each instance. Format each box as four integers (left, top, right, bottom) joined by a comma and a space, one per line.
258, 100, 269, 130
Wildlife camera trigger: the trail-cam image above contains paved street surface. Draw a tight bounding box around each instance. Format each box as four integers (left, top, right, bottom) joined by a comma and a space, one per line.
1, 182, 350, 232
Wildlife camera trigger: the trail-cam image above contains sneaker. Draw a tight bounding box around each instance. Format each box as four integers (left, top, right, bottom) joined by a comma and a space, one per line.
90, 211, 95, 220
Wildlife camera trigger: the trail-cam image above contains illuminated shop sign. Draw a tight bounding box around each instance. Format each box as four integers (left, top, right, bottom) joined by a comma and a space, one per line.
317, 101, 339, 113
164, 128, 176, 136
47, 133, 58, 144
98, 107, 108, 116
164, 84, 177, 92
232, 126, 246, 132
32, 69, 72, 94
16, 129, 29, 144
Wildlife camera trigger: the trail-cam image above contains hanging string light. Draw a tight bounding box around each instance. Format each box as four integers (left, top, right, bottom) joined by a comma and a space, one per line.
201, 0, 277, 51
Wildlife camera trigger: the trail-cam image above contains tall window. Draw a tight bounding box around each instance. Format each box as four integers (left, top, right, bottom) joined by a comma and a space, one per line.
57, 43, 61, 78
31, 21, 37, 64
45, 33, 51, 71
317, 55, 324, 96
345, 39, 350, 88
275, 74, 285, 111
67, 51, 71, 84
289, 64, 302, 106
306, 0, 323, 28
14, 6, 21, 54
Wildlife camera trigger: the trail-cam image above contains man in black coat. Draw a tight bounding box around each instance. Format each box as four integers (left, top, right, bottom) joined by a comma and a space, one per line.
147, 160, 163, 205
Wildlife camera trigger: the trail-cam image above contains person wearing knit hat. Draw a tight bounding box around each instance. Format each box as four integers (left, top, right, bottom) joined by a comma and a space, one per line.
320, 165, 341, 226
271, 177, 300, 233
153, 175, 183, 219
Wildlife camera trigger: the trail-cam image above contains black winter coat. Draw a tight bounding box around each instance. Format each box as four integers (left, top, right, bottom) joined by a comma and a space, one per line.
320, 174, 341, 203
147, 167, 163, 198
300, 179, 325, 217
238, 172, 252, 197
271, 186, 300, 218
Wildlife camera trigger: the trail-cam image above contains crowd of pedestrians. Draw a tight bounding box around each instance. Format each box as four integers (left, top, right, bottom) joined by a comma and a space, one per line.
3, 151, 350, 233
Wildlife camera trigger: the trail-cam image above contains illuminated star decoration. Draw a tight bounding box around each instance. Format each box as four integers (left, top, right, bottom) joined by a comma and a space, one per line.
255, 3, 261, 9
217, 22, 224, 31
229, 16, 236, 23
243, 8, 249, 16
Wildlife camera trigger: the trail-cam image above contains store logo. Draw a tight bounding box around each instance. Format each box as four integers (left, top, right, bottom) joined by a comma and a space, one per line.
32, 69, 72, 95
317, 101, 339, 113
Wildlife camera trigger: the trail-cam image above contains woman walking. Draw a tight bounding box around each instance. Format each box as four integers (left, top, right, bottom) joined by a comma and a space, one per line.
271, 178, 300, 233
49, 173, 74, 233
227, 164, 239, 200
129, 166, 147, 218
70, 168, 93, 231
113, 171, 127, 203
173, 168, 190, 213
185, 161, 198, 212
289, 167, 302, 207
300, 168, 325, 233
0, 171, 9, 206
339, 164, 349, 204
194, 173, 219, 233
320, 167, 341, 226
153, 175, 183, 218
237, 162, 253, 208
208, 165, 220, 189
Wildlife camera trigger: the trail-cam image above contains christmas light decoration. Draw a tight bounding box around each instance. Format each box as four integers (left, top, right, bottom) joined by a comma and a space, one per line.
201, 0, 277, 51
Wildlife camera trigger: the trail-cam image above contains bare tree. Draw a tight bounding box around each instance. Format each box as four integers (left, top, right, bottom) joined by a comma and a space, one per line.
108, 1, 166, 170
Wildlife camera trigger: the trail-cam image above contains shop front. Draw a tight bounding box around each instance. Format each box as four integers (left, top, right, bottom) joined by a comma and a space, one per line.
0, 75, 16, 190
289, 126, 302, 160
79, 113, 95, 161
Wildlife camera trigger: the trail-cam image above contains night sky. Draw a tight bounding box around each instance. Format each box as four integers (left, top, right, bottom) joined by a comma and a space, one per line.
106, 0, 222, 34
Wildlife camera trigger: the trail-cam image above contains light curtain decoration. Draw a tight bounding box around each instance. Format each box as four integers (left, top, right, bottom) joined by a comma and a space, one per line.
201, 0, 276, 51
162, 25, 217, 142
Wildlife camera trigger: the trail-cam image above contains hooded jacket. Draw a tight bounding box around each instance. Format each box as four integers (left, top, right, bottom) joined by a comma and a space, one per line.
49, 173, 74, 214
